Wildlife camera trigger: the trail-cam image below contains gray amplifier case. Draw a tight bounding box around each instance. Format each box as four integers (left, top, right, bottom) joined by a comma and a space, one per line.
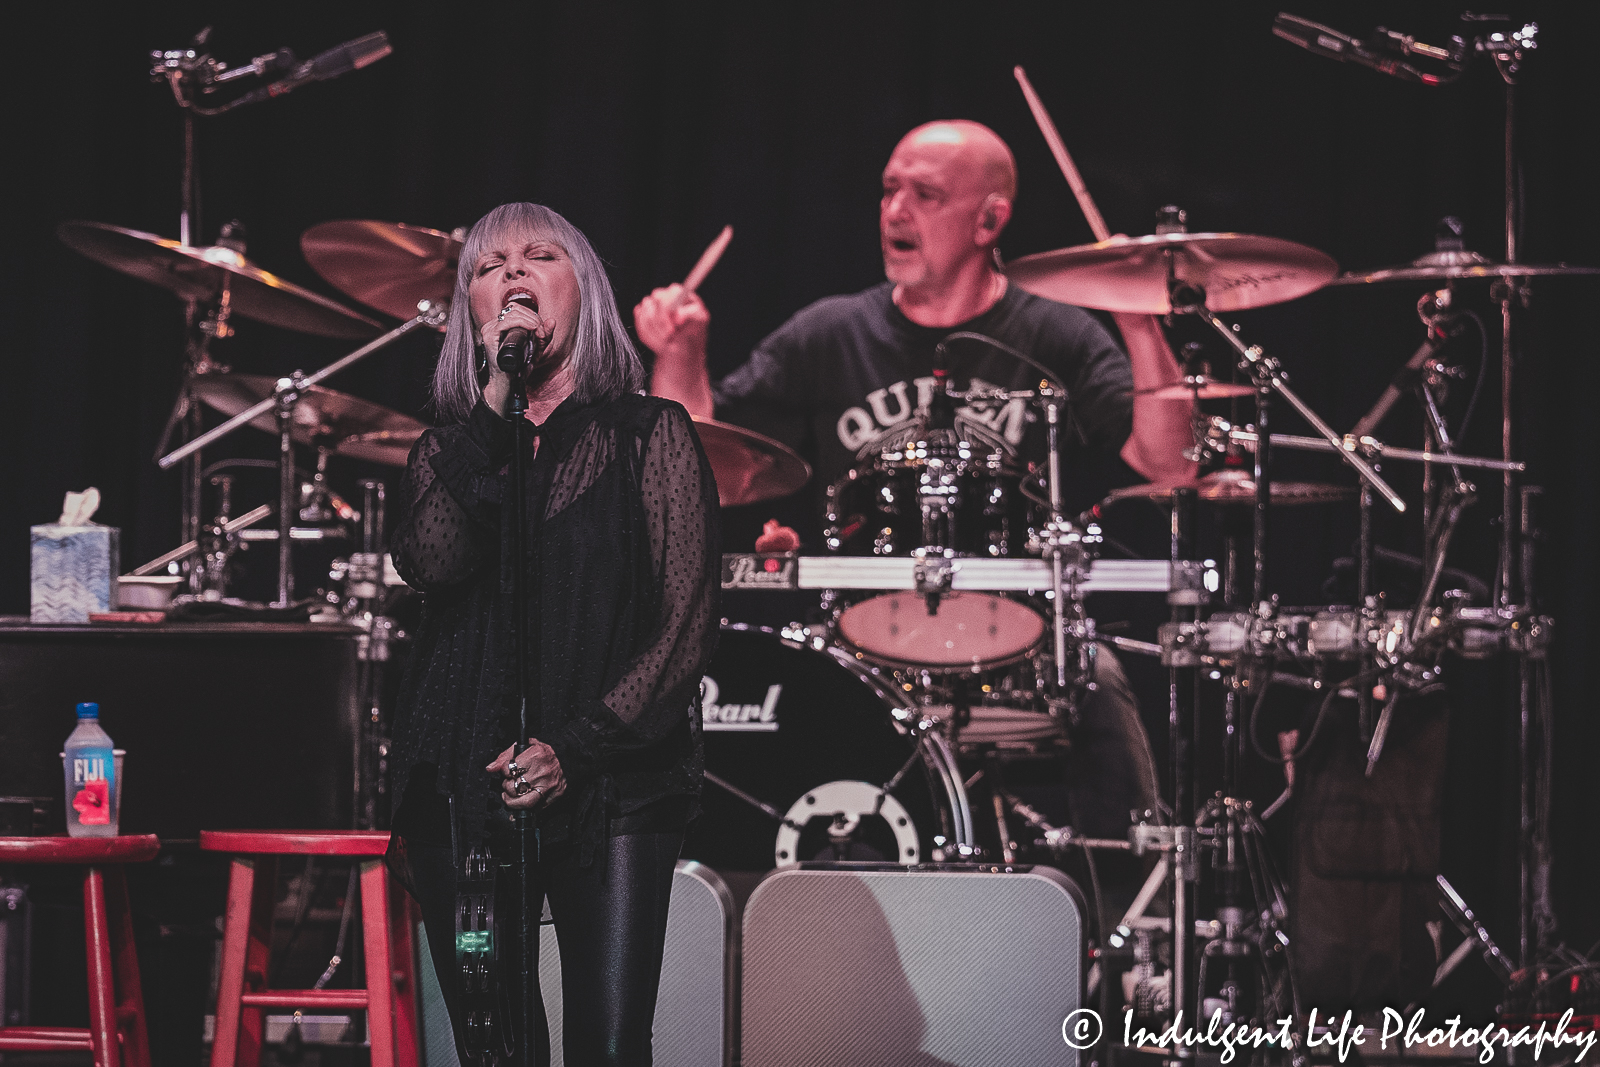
741, 863, 1086, 1067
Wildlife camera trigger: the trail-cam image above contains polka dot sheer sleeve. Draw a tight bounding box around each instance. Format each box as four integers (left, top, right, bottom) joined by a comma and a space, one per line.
390, 402, 512, 592
541, 405, 720, 776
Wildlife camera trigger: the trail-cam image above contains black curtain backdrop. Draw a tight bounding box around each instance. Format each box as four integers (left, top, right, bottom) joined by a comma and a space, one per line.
7, 0, 1598, 988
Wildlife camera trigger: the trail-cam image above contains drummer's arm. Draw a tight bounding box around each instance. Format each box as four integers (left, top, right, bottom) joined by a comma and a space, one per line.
1113, 312, 1197, 484
635, 284, 715, 419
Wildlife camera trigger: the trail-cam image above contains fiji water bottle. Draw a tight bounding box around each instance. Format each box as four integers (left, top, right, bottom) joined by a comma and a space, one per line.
64, 703, 117, 837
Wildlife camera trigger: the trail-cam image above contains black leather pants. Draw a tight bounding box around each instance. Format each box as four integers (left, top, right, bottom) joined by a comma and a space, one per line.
411, 828, 683, 1067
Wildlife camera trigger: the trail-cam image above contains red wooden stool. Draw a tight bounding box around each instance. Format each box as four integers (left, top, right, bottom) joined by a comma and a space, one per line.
0, 835, 159, 1067
199, 831, 419, 1067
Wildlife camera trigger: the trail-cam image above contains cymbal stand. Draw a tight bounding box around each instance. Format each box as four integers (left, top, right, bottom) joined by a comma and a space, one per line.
271, 376, 303, 604
1481, 22, 1538, 613
1175, 294, 1407, 518
938, 333, 1095, 707
350, 480, 394, 831
1037, 388, 1096, 698
158, 301, 448, 605
1364, 358, 1478, 773
1168, 486, 1201, 1052
151, 29, 228, 592
200, 474, 241, 594
1478, 23, 1557, 968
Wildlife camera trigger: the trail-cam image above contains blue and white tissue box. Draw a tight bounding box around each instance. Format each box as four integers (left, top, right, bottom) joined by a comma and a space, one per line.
30, 523, 120, 622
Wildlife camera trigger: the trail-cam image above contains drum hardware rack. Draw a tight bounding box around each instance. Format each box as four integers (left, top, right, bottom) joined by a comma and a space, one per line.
158, 299, 448, 606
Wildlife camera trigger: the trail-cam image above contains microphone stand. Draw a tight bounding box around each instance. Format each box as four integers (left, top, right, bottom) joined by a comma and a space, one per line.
498, 336, 536, 1067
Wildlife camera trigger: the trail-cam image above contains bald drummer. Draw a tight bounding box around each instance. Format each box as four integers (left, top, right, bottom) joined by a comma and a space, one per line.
636, 120, 1190, 859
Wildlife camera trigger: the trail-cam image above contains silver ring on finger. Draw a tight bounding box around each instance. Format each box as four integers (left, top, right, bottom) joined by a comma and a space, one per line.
507, 760, 522, 778
531, 785, 545, 804
513, 776, 532, 797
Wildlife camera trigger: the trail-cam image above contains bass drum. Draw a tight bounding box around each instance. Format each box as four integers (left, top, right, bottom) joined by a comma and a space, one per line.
682, 625, 974, 872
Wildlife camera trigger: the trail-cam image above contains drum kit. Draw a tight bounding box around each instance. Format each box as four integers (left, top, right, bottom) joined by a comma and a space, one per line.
696, 26, 1594, 1037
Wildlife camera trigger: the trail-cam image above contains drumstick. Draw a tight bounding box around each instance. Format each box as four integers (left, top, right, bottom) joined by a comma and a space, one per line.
1013, 66, 1111, 243
682, 224, 733, 294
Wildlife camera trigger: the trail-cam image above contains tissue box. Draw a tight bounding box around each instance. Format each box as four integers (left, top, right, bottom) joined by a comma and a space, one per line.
31, 524, 120, 623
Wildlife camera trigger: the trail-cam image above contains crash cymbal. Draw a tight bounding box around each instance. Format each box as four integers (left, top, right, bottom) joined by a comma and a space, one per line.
1132, 376, 1256, 401
301, 219, 463, 322
192, 374, 427, 465
1005, 232, 1339, 313
1327, 248, 1600, 286
1104, 468, 1354, 506
334, 429, 428, 467
691, 417, 811, 507
57, 221, 381, 339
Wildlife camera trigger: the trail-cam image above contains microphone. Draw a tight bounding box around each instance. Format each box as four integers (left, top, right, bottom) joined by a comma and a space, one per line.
210, 47, 299, 86
497, 300, 546, 374
1273, 13, 1440, 85
928, 341, 957, 430
225, 31, 391, 109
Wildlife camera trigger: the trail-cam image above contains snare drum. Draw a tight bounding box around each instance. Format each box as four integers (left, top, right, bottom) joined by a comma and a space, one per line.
905, 659, 1068, 752
683, 625, 974, 871
823, 431, 1044, 671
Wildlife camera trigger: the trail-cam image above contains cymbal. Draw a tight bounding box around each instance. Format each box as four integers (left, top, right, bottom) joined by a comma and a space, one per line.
335, 429, 429, 468
301, 220, 463, 322
1104, 469, 1354, 506
1132, 376, 1256, 401
1327, 248, 1600, 286
57, 221, 381, 339
691, 417, 811, 507
1005, 232, 1339, 313
192, 374, 428, 466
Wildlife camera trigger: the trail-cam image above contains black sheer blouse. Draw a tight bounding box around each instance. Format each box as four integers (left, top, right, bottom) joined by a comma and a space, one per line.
388, 392, 719, 861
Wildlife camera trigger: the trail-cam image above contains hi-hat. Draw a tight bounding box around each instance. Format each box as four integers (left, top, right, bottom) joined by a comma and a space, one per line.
692, 417, 811, 507
301, 219, 463, 322
1132, 376, 1256, 401
1327, 247, 1600, 286
1104, 468, 1353, 506
57, 221, 381, 339
192, 374, 428, 466
1005, 232, 1339, 313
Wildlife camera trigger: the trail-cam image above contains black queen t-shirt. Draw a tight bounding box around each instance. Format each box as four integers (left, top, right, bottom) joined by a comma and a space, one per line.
712, 281, 1138, 520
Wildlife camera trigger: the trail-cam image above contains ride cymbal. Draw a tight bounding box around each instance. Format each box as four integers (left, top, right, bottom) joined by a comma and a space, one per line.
1327, 247, 1600, 286
1006, 232, 1338, 313
58, 221, 381, 339
301, 219, 463, 322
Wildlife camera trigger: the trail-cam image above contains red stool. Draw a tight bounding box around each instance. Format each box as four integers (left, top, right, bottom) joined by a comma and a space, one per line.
200, 831, 419, 1067
0, 835, 159, 1067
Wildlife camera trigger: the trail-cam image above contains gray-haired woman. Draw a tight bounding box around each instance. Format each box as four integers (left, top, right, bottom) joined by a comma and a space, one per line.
387, 202, 720, 1065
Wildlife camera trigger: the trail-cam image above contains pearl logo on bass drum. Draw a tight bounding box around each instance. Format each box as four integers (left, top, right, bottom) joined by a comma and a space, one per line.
700, 675, 781, 732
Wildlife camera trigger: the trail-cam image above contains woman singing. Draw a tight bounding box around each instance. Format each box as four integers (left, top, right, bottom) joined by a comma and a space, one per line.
387, 202, 719, 1065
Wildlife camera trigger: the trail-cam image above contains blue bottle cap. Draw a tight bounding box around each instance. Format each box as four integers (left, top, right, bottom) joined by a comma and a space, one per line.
76, 702, 100, 719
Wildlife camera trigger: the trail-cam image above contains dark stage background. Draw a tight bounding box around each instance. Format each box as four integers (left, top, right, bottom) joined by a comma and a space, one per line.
5, 0, 1598, 1013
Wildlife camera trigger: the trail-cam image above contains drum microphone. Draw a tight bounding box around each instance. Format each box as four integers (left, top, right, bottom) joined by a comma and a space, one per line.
224, 31, 392, 110
929, 341, 957, 430
1273, 13, 1446, 85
